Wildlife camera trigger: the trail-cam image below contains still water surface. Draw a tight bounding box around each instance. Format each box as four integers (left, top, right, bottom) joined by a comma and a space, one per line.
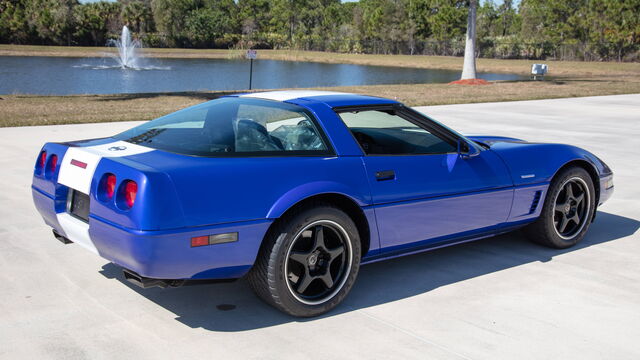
0, 56, 525, 95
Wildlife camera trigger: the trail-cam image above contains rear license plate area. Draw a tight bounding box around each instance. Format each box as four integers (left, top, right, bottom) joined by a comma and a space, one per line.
68, 189, 90, 222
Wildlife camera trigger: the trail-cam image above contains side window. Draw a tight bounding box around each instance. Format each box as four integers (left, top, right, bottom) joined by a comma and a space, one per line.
338, 110, 457, 155
235, 104, 327, 152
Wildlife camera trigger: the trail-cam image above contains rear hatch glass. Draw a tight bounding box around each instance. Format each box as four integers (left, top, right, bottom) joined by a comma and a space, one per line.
113, 97, 332, 157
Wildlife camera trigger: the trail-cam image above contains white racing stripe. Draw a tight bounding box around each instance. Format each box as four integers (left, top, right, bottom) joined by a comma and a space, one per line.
57, 147, 102, 195
81, 140, 154, 158
241, 90, 351, 102
57, 140, 153, 194
57, 213, 98, 255
55, 140, 153, 254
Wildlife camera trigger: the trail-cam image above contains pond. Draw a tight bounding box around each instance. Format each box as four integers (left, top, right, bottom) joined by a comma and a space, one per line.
0, 56, 525, 95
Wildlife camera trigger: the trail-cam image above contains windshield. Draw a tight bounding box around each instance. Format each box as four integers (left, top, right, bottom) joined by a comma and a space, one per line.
113, 97, 331, 157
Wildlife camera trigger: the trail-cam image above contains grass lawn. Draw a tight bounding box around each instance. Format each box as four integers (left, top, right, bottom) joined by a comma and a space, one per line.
3, 77, 639, 127
1, 45, 639, 127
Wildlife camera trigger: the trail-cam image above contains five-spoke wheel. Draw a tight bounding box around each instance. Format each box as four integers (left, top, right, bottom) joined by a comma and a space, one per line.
248, 204, 361, 317
553, 177, 590, 239
285, 221, 352, 305
525, 166, 595, 248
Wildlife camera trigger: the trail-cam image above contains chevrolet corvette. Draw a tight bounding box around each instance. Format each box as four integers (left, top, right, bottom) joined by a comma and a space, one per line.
32, 90, 614, 317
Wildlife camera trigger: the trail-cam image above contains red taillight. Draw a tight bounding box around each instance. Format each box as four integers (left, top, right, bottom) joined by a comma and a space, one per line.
124, 180, 138, 208
49, 154, 58, 173
191, 236, 209, 247
39, 151, 47, 169
105, 174, 116, 199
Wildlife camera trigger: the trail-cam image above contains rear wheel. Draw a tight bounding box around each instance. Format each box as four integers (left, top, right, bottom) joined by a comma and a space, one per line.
247, 204, 361, 317
525, 167, 595, 248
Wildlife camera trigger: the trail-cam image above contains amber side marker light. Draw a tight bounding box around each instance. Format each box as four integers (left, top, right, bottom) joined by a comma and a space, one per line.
191, 233, 238, 247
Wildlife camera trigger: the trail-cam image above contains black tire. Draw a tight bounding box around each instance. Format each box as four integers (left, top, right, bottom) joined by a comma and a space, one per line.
524, 166, 596, 249
247, 203, 361, 317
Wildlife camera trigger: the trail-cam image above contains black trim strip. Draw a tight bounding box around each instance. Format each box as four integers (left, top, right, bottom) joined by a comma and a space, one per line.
372, 184, 515, 208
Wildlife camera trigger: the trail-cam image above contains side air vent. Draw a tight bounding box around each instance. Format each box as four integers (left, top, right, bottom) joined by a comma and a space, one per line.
529, 191, 542, 214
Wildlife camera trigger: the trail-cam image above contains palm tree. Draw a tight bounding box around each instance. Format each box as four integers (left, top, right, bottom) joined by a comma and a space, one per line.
461, 0, 477, 80
122, 1, 150, 34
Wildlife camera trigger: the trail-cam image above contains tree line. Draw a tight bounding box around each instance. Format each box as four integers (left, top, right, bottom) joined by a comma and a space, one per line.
1, 0, 638, 61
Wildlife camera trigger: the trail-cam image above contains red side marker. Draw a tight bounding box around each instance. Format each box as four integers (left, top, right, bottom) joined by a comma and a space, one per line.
71, 159, 87, 169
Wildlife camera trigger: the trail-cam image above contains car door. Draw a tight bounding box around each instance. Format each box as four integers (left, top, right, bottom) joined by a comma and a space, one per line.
335, 105, 514, 252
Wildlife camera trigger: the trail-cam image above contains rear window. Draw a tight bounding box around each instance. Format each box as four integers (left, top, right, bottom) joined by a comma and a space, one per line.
113, 97, 331, 157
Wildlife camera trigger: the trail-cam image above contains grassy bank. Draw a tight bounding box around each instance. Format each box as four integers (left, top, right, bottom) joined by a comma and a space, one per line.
2, 76, 639, 127
2, 44, 640, 77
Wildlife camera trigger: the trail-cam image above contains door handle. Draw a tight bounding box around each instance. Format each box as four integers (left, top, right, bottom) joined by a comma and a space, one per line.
375, 170, 396, 181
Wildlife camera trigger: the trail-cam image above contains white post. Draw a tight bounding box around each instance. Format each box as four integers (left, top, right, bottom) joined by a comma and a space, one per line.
461, 0, 478, 80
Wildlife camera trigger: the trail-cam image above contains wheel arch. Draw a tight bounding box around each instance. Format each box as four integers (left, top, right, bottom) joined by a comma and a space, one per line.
265, 193, 372, 258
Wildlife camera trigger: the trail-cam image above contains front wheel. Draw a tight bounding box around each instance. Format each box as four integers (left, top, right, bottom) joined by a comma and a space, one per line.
525, 167, 596, 248
247, 204, 361, 317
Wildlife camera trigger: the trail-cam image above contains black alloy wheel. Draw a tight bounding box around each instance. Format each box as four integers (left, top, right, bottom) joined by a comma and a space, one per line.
553, 177, 590, 239
247, 204, 361, 317
524, 166, 595, 249
285, 221, 351, 305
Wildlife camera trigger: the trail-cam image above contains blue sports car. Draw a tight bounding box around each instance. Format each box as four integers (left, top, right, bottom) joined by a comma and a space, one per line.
32, 91, 614, 317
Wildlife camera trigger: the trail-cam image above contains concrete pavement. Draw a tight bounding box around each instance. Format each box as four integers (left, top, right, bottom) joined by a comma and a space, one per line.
1, 94, 639, 359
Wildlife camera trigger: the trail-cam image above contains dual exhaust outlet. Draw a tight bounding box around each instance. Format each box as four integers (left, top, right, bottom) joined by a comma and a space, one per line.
122, 269, 236, 289
122, 269, 184, 289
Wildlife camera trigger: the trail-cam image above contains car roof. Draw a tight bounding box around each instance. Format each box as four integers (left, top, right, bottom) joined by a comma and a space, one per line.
234, 90, 399, 108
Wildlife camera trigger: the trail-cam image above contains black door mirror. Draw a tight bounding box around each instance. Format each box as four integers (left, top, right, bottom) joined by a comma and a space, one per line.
458, 139, 481, 159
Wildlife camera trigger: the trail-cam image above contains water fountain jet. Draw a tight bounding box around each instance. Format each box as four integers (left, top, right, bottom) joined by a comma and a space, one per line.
108, 26, 141, 69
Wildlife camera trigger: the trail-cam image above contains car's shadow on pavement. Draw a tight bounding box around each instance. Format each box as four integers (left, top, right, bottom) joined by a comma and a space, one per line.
99, 211, 639, 332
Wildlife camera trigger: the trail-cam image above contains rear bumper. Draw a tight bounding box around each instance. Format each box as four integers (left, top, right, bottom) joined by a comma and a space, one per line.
33, 186, 271, 280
